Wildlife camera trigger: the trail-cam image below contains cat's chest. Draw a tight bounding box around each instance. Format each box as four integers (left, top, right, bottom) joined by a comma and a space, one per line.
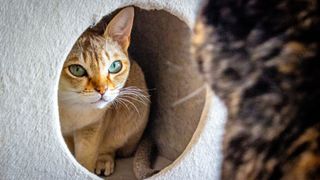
59, 105, 108, 135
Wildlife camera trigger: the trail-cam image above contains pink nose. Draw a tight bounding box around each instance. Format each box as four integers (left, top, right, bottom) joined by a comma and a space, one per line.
95, 86, 107, 95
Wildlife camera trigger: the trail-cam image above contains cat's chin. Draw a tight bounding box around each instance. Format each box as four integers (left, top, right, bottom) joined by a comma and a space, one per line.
92, 100, 111, 109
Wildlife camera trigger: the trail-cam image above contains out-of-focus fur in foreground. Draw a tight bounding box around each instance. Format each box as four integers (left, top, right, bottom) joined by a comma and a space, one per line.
193, 0, 320, 179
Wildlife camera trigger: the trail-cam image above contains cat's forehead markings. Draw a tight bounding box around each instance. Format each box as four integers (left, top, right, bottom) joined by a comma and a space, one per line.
100, 53, 108, 66
67, 56, 80, 64
104, 51, 110, 60
80, 51, 89, 64
113, 53, 120, 59
105, 42, 118, 52
104, 39, 126, 59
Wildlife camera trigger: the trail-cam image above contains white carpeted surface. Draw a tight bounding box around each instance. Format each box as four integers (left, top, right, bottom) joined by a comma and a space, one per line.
0, 0, 227, 179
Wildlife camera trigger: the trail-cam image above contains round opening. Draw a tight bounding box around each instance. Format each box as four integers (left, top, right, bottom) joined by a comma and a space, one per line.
58, 7, 206, 179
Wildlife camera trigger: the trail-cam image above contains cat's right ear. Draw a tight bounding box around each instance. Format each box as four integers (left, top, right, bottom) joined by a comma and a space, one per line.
104, 7, 134, 51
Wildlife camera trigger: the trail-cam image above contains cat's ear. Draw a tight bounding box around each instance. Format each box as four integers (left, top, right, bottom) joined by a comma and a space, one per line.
104, 7, 134, 50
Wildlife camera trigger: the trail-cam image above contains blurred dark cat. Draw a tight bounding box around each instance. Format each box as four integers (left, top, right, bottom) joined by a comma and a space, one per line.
193, 0, 320, 179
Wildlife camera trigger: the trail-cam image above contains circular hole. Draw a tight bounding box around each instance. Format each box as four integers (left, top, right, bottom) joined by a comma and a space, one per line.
58, 6, 207, 179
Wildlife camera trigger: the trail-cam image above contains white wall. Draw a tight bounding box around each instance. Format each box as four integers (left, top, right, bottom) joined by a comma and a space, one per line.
0, 0, 226, 179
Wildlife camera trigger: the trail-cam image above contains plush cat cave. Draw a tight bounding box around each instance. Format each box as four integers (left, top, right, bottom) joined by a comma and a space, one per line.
0, 0, 226, 179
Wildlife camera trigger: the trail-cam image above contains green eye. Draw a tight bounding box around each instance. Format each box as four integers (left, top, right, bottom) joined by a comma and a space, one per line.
109, 60, 122, 74
68, 64, 87, 77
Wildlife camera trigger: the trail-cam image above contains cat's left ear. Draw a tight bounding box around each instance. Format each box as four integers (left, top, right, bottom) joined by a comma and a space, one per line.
104, 7, 134, 50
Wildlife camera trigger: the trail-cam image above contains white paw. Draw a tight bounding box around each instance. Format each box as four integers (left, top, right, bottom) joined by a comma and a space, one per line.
104, 159, 115, 176
95, 155, 115, 176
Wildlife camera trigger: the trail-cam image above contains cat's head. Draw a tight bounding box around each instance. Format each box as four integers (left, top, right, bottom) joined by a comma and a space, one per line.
59, 7, 134, 109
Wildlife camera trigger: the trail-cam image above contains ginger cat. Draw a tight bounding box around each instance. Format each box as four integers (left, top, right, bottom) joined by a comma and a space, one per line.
58, 7, 150, 176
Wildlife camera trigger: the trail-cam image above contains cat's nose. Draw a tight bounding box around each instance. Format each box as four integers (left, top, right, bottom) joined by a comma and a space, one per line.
95, 86, 107, 95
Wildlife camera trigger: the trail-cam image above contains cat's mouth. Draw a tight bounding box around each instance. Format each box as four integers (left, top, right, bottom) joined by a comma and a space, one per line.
91, 98, 108, 104
90, 97, 111, 109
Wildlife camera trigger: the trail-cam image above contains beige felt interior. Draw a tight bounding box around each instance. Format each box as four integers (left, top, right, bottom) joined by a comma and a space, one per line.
130, 8, 206, 161
80, 8, 207, 179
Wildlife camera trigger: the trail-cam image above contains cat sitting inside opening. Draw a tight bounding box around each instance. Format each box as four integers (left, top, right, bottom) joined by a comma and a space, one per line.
58, 7, 150, 176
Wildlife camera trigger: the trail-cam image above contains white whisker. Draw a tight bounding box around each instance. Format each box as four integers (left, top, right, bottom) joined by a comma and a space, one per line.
112, 86, 152, 116
119, 97, 140, 116
114, 98, 130, 113
120, 95, 149, 106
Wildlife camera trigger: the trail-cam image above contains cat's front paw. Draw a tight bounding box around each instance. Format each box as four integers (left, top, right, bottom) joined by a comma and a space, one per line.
95, 154, 115, 176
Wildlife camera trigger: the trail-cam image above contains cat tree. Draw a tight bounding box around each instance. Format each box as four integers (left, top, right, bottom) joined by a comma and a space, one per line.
0, 0, 226, 179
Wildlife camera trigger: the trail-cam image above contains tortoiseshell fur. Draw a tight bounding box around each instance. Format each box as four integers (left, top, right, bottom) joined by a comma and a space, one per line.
194, 0, 320, 179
